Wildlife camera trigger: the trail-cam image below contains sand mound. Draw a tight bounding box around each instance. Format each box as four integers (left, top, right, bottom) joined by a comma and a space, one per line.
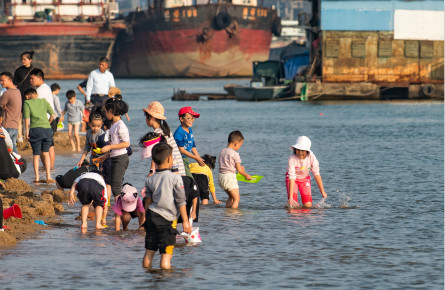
4, 178, 31, 192
1, 187, 66, 247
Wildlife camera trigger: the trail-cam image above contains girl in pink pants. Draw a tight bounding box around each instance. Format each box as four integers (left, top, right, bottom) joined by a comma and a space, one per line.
286, 136, 327, 208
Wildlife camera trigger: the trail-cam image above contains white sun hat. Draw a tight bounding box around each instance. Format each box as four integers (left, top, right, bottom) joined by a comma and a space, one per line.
290, 136, 312, 153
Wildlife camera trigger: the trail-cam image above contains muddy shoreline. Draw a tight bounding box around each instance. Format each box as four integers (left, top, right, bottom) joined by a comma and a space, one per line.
0, 132, 86, 248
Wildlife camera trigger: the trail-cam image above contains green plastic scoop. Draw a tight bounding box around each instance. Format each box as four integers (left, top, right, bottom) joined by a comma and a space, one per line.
236, 173, 263, 183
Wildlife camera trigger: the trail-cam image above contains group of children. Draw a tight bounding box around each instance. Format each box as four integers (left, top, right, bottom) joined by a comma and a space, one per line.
56, 90, 329, 269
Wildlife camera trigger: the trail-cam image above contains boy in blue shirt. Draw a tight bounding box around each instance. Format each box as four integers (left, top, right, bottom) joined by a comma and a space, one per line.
173, 106, 205, 177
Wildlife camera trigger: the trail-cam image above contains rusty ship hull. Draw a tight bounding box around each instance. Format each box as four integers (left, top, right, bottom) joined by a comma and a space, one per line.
0, 22, 123, 79
111, 4, 280, 77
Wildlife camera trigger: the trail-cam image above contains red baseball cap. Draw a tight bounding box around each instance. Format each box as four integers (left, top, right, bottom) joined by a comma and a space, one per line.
178, 106, 200, 118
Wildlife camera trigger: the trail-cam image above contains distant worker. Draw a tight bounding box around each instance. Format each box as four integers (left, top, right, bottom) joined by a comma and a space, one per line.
85, 57, 115, 115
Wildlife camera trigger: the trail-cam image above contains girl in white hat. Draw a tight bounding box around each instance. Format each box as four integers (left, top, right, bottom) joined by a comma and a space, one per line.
286, 136, 327, 208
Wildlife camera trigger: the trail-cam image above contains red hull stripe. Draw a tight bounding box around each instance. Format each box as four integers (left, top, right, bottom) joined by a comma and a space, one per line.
132, 28, 272, 55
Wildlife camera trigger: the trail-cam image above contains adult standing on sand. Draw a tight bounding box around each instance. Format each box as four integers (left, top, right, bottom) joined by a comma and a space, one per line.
13, 50, 34, 143
0, 71, 22, 153
85, 57, 115, 115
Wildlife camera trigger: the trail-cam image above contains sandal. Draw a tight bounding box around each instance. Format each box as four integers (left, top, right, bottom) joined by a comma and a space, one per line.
45, 179, 56, 184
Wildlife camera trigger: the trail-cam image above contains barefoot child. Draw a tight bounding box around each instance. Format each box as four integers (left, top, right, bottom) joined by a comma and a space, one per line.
173, 106, 205, 178
143, 143, 191, 270
143, 101, 185, 176
286, 136, 327, 208
68, 171, 108, 230
190, 154, 222, 205
113, 183, 145, 231
59, 90, 84, 152
23, 88, 55, 183
100, 97, 130, 199
218, 130, 251, 209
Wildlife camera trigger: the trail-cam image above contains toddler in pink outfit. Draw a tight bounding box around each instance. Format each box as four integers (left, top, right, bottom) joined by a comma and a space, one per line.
286, 136, 327, 208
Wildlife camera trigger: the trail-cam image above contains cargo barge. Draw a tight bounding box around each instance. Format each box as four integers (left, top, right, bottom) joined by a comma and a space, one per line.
0, 0, 123, 79
111, 1, 281, 78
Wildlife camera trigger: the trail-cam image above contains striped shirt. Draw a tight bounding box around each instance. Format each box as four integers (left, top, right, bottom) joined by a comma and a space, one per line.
154, 127, 186, 176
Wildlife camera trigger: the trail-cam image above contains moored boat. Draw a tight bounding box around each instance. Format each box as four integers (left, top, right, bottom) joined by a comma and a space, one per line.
233, 85, 290, 101
233, 59, 294, 101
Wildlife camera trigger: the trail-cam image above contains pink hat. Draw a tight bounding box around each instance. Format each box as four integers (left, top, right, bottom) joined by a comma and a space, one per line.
143, 101, 167, 120
178, 106, 200, 118
141, 136, 162, 159
121, 184, 138, 212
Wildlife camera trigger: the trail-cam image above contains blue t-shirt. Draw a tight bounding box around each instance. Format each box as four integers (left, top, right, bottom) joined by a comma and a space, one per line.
173, 126, 195, 157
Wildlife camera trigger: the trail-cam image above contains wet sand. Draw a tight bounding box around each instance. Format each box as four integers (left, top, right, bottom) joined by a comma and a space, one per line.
0, 132, 86, 247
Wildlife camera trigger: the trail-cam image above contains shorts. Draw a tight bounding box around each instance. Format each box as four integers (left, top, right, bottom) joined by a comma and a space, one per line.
285, 175, 312, 204
76, 178, 106, 208
192, 173, 210, 201
144, 210, 177, 254
28, 127, 53, 155
218, 173, 239, 192
68, 121, 81, 126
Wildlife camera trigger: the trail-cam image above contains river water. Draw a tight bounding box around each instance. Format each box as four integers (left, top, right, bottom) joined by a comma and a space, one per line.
0, 79, 443, 289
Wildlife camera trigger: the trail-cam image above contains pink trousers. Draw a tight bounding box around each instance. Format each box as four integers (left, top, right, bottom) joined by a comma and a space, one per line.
285, 175, 312, 204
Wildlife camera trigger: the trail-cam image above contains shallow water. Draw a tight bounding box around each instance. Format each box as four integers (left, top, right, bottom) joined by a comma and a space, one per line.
0, 79, 443, 289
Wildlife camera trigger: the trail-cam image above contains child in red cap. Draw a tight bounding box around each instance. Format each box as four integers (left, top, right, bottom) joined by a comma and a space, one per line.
173, 106, 205, 177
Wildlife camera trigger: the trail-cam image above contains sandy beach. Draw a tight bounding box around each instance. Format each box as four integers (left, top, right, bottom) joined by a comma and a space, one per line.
0, 132, 86, 247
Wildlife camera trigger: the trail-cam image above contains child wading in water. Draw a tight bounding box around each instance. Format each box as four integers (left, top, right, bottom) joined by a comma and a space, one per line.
190, 154, 222, 205
68, 171, 108, 230
101, 97, 130, 200
173, 106, 205, 178
218, 130, 251, 209
143, 101, 185, 176
286, 136, 327, 208
113, 183, 145, 231
143, 143, 191, 269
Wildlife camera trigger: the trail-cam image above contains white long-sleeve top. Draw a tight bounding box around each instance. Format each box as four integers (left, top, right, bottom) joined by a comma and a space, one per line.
85, 69, 115, 102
